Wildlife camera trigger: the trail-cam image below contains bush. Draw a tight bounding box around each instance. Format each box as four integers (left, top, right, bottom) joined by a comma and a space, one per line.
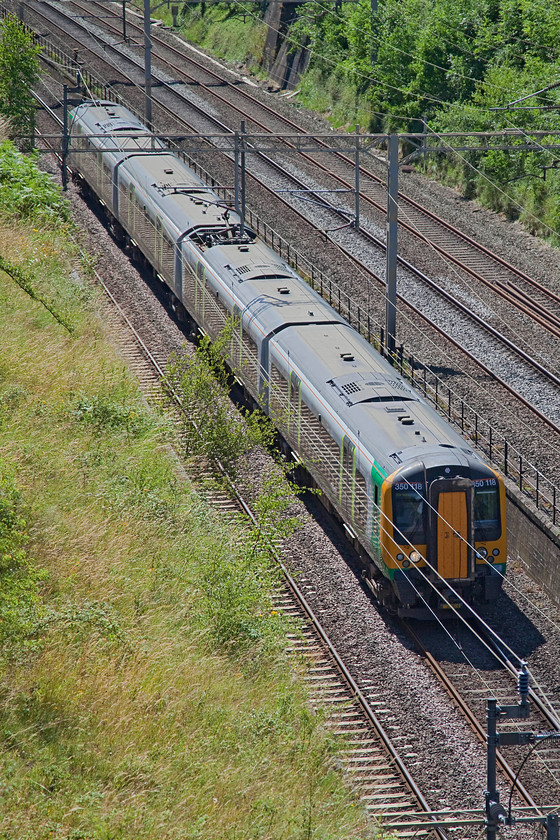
164, 329, 275, 478
0, 140, 69, 226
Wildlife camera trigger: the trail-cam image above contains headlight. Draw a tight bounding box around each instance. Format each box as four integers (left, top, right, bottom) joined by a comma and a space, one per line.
409, 550, 421, 564
396, 553, 404, 562
477, 546, 488, 559
492, 548, 500, 557
401, 558, 411, 569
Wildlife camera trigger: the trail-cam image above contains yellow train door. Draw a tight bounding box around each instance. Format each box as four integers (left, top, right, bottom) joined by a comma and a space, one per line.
429, 478, 474, 581
437, 491, 468, 579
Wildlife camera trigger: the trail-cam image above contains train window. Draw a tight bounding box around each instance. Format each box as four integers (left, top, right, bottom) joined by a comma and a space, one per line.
128, 183, 135, 229
353, 470, 368, 532
474, 486, 501, 541
392, 488, 426, 545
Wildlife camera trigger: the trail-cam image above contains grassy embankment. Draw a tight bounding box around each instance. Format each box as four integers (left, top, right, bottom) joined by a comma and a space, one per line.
151, 3, 384, 130
0, 143, 376, 837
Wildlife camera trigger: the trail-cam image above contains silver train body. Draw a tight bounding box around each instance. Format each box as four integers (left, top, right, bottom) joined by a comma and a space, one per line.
68, 101, 507, 617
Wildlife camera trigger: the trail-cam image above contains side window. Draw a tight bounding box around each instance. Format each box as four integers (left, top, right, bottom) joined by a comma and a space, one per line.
268, 363, 288, 427
342, 437, 355, 479
155, 216, 162, 264
128, 183, 135, 229
353, 470, 368, 532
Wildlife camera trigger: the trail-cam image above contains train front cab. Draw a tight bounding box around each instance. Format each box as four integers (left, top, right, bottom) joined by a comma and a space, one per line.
379, 464, 507, 617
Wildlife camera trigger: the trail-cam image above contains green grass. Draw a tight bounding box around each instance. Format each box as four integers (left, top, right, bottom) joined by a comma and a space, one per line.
0, 207, 375, 837
135, 0, 268, 75
297, 65, 375, 131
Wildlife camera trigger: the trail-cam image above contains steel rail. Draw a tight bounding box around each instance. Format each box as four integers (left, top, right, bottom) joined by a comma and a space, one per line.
38, 0, 560, 399
38, 113, 447, 833
73, 0, 560, 339
38, 61, 560, 444
32, 0, 560, 345
33, 74, 559, 834
30, 2, 560, 426
43, 33, 560, 500
402, 621, 544, 815
31, 13, 560, 526
474, 620, 560, 733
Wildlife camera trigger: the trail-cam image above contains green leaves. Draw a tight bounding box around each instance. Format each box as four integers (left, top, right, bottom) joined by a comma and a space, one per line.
0, 15, 41, 146
0, 140, 70, 225
164, 329, 275, 479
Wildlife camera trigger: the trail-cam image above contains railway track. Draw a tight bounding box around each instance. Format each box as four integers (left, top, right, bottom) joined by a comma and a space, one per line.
21, 0, 560, 408
25, 23, 560, 834
404, 616, 560, 817
44, 0, 560, 347
59, 172, 451, 839
24, 6, 560, 532
46, 0, 560, 354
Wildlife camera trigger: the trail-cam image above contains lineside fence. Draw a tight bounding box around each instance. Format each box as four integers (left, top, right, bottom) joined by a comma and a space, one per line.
20, 12, 560, 531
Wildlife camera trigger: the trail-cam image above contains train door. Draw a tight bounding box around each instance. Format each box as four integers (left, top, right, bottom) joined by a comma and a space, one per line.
427, 477, 474, 581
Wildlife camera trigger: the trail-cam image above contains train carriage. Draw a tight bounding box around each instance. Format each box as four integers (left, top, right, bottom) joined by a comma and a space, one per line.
69, 100, 507, 617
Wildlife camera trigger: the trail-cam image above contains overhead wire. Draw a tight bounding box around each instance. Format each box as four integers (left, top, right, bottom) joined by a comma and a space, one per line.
63, 8, 560, 786
321, 218, 560, 471
222, 0, 560, 247
204, 3, 560, 459
120, 0, 560, 789
392, 198, 560, 446
65, 0, 560, 642
377, 482, 560, 741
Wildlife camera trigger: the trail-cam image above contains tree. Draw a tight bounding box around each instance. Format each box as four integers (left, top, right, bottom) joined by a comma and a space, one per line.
0, 15, 41, 148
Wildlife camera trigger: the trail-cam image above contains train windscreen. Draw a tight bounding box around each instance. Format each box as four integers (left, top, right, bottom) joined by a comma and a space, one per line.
474, 480, 501, 541
392, 484, 426, 545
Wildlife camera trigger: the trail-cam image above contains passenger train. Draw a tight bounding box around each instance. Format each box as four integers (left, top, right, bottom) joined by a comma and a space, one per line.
68, 100, 507, 617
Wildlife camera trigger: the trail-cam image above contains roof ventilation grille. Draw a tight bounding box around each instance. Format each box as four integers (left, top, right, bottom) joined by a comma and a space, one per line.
341, 381, 361, 395
340, 352, 355, 362
238, 245, 250, 252
277, 286, 290, 294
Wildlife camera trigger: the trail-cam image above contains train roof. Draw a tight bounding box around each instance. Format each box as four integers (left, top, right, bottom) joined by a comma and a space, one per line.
69, 101, 238, 234
118, 152, 233, 233
270, 322, 479, 477
69, 101, 161, 154
204, 240, 346, 334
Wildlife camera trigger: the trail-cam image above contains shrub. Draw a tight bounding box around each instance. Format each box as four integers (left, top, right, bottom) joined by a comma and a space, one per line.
0, 140, 69, 226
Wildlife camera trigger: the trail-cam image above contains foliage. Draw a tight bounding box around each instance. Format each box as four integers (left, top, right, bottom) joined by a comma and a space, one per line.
0, 216, 373, 838
70, 390, 148, 436
0, 139, 70, 226
164, 325, 276, 478
0, 15, 41, 147
0, 251, 75, 332
177, 0, 560, 238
